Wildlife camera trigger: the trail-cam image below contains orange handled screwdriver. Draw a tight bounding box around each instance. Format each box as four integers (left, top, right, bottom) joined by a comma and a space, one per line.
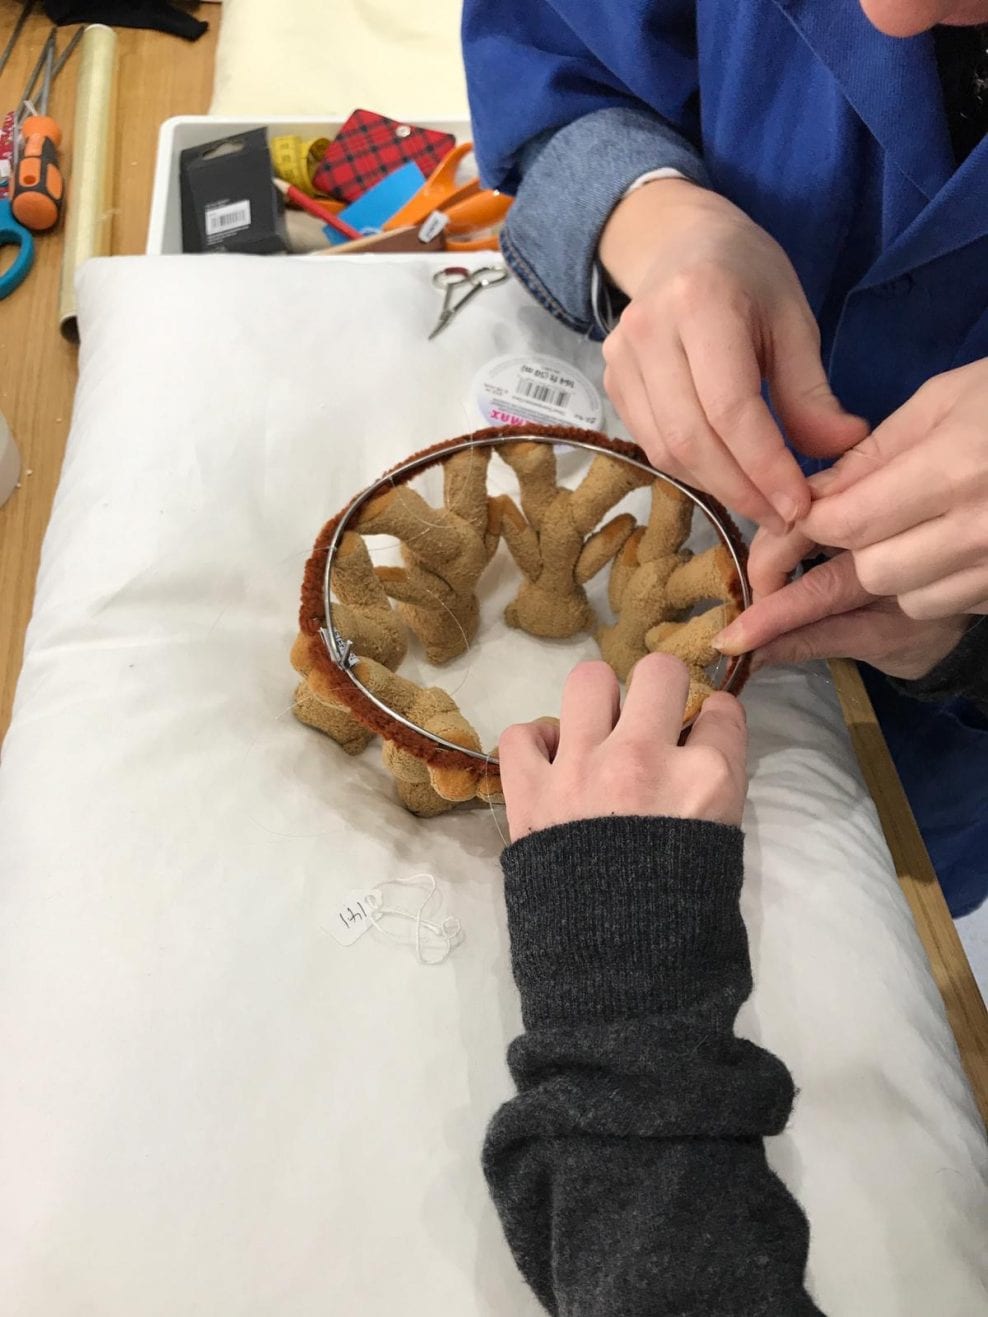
12, 34, 63, 232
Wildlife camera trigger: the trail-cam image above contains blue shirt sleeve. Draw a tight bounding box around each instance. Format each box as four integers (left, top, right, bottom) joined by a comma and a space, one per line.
462, 0, 701, 191
499, 107, 709, 338
461, 1, 709, 335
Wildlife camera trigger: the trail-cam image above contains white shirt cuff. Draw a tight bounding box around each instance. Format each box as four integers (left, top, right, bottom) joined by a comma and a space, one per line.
620, 166, 689, 199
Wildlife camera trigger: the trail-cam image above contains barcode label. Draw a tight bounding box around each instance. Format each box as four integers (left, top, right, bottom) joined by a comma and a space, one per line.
473, 353, 603, 430
516, 378, 572, 408
205, 199, 252, 237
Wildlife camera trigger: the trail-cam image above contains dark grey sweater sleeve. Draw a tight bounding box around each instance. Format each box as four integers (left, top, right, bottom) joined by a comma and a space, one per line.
893, 616, 988, 715
484, 815, 822, 1316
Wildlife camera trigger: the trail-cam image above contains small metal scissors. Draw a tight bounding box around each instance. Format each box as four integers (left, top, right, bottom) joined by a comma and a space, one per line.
428, 265, 509, 340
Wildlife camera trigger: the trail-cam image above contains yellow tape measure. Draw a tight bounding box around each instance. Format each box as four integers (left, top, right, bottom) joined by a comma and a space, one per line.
269, 134, 332, 197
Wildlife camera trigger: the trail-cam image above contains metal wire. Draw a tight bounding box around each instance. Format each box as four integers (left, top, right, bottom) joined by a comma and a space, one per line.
0, 1, 35, 82
321, 433, 752, 762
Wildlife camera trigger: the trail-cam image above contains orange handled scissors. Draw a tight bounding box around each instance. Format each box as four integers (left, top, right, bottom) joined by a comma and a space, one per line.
385, 141, 513, 252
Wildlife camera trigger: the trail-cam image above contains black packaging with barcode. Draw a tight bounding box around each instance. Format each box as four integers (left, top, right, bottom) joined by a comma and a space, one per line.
180, 128, 286, 255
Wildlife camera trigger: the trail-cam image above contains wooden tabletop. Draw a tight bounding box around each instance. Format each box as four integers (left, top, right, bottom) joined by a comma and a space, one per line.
0, 3, 985, 1122
0, 4, 217, 741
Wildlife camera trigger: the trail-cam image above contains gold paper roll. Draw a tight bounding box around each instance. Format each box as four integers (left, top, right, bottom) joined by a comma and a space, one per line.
58, 25, 119, 340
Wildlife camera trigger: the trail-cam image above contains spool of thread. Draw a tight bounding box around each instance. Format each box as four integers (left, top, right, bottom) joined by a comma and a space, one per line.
58, 25, 119, 340
0, 411, 21, 508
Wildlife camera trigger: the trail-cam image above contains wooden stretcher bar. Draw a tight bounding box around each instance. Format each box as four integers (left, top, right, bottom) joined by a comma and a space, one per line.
830, 658, 988, 1123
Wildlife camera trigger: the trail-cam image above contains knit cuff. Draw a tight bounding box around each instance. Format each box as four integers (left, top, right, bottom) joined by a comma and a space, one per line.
891, 616, 988, 709
501, 816, 745, 1030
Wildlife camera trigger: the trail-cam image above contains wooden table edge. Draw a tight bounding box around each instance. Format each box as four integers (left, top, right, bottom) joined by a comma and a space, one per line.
829, 657, 988, 1125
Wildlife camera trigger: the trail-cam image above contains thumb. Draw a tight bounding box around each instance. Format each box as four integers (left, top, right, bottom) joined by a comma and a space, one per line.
768, 314, 869, 459
499, 716, 560, 767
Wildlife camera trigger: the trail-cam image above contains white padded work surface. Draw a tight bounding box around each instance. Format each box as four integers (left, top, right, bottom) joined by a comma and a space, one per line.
211, 0, 467, 119
0, 256, 984, 1316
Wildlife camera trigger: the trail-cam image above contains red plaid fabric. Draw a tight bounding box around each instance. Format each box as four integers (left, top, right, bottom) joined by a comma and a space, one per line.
0, 111, 15, 197
312, 110, 456, 204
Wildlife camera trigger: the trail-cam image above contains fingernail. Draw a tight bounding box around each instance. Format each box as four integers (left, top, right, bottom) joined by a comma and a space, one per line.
712, 622, 744, 655
771, 493, 802, 527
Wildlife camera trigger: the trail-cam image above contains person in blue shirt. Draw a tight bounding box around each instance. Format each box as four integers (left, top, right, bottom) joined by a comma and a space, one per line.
463, 0, 988, 916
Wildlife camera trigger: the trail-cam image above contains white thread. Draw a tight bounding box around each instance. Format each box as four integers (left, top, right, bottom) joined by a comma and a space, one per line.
365, 872, 464, 965
483, 760, 510, 848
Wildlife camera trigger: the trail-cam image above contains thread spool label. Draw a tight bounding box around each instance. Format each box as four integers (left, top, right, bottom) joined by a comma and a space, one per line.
473, 354, 602, 429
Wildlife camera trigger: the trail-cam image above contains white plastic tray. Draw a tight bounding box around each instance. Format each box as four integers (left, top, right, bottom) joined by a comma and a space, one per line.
146, 115, 470, 256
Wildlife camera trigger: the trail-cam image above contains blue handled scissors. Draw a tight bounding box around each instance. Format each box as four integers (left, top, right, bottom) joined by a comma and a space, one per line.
0, 108, 35, 301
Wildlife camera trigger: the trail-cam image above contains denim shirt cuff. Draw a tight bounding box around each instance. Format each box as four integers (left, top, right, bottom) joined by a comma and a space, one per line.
500, 105, 708, 339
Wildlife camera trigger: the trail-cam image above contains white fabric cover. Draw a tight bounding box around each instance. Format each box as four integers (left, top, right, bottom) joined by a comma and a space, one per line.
959, 913, 988, 996
0, 255, 984, 1316
206, 0, 988, 995
211, 0, 468, 120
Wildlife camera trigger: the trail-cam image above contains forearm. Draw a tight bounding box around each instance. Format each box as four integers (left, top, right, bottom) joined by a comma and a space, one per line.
486, 816, 822, 1316
599, 174, 710, 295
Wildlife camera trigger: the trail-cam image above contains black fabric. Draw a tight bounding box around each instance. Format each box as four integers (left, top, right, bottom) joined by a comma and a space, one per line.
894, 615, 988, 714
43, 0, 208, 41
485, 816, 824, 1315
934, 24, 988, 164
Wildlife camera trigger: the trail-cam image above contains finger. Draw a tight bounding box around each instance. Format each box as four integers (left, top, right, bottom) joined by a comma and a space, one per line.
686, 691, 748, 784
642, 341, 786, 530
557, 661, 621, 756
747, 522, 819, 598
899, 564, 988, 621
615, 652, 691, 744
713, 551, 873, 654
604, 347, 691, 485
851, 512, 984, 597
497, 720, 558, 833
679, 311, 810, 526
756, 606, 908, 668
498, 717, 560, 770
527, 716, 561, 761
766, 306, 870, 459
802, 435, 955, 551
802, 384, 946, 502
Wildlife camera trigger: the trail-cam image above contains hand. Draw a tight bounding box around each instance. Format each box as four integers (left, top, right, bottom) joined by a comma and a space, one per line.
498, 654, 748, 842
599, 179, 867, 532
749, 360, 988, 620
714, 548, 970, 680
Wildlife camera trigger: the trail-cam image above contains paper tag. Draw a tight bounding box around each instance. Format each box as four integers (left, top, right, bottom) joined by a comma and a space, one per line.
327, 889, 380, 946
205, 198, 252, 237
472, 354, 603, 429
418, 209, 449, 243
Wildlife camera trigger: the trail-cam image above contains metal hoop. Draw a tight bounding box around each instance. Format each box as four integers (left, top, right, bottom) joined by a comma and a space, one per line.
320, 433, 751, 763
